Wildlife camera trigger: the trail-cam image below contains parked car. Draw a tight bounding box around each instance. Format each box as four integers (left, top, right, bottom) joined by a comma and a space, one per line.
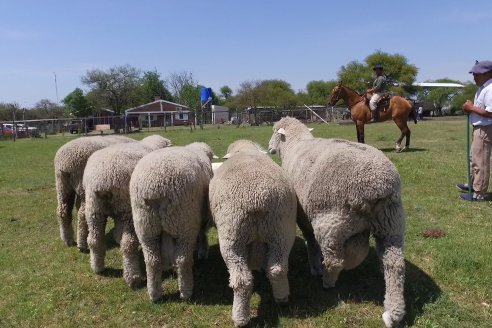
68, 120, 90, 134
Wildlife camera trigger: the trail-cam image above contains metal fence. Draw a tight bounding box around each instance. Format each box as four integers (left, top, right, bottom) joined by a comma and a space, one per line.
0, 106, 350, 140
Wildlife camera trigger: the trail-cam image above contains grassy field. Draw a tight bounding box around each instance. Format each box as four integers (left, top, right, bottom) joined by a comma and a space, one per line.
0, 118, 490, 327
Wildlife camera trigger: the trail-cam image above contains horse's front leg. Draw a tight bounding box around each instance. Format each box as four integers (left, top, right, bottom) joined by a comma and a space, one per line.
356, 121, 365, 143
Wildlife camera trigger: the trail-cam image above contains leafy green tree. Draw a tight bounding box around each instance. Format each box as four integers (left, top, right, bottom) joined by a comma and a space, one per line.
62, 88, 91, 117
305, 80, 338, 105
220, 86, 233, 99
337, 51, 418, 96
256, 79, 297, 109
449, 81, 477, 114
234, 80, 261, 109
81, 65, 141, 116
138, 70, 173, 103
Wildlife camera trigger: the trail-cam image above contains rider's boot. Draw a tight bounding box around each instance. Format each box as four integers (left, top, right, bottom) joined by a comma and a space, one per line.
369, 110, 378, 123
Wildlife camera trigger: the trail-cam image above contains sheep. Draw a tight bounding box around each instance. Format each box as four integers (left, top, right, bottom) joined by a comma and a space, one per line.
129, 142, 215, 301
54, 135, 135, 251
209, 139, 297, 327
268, 117, 405, 328
83, 135, 172, 289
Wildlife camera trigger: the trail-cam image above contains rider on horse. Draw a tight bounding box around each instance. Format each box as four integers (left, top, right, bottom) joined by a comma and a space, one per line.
367, 64, 387, 122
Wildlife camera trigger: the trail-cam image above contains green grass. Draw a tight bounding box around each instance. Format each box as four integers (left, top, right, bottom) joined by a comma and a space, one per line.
0, 118, 490, 327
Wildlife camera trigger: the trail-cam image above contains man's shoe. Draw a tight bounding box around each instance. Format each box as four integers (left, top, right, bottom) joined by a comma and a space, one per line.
459, 193, 486, 202
456, 183, 473, 192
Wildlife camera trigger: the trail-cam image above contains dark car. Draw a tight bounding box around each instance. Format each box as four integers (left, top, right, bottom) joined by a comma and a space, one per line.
68, 120, 90, 134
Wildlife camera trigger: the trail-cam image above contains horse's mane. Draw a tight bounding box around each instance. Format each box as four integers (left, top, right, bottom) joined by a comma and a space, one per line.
339, 83, 363, 96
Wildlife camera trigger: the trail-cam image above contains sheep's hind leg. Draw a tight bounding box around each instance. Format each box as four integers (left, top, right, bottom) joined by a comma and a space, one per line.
56, 183, 76, 247
175, 235, 197, 299
141, 237, 163, 302
219, 239, 253, 327
296, 206, 323, 276
77, 200, 89, 252
266, 238, 294, 303
120, 214, 145, 289
86, 204, 107, 274
375, 235, 405, 328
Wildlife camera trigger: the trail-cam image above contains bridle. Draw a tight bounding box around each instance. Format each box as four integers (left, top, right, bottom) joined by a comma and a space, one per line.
330, 84, 365, 108
329, 85, 342, 106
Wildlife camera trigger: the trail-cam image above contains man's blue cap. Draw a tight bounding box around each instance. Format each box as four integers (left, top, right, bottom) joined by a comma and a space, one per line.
373, 64, 384, 70
469, 60, 492, 74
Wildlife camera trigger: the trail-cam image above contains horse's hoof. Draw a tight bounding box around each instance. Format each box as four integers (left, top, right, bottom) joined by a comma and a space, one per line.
397, 146, 407, 153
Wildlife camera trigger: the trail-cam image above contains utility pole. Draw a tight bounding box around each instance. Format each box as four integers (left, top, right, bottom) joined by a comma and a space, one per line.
54, 72, 59, 103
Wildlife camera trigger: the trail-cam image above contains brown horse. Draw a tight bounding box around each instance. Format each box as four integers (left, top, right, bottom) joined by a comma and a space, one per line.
328, 83, 416, 152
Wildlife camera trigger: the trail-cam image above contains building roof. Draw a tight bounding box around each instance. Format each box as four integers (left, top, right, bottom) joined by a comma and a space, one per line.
413, 82, 465, 88
125, 99, 190, 114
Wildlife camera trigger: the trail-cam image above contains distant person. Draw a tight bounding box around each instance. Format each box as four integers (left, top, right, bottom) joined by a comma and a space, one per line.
418, 106, 424, 120
457, 60, 492, 201
367, 64, 387, 122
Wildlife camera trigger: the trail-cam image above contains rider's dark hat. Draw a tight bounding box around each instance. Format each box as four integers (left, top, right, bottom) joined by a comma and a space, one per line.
373, 64, 384, 70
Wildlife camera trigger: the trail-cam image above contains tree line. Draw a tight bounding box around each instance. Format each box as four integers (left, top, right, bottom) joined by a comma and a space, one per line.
0, 51, 478, 122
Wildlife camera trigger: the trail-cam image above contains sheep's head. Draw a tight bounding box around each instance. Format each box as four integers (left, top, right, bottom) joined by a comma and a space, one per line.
186, 142, 218, 161
140, 135, 172, 150
268, 127, 286, 155
223, 140, 266, 159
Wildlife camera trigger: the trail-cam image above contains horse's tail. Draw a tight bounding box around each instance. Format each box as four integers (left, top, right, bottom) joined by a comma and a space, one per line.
403, 98, 417, 124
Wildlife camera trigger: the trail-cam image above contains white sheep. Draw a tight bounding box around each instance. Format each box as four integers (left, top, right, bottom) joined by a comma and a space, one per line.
83, 135, 172, 289
129, 142, 215, 301
209, 140, 297, 327
268, 117, 405, 328
54, 135, 135, 250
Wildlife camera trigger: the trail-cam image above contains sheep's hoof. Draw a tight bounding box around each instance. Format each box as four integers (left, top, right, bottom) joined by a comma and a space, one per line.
180, 290, 193, 300
64, 239, 76, 247
382, 311, 394, 328
127, 275, 146, 290
274, 296, 289, 304
197, 249, 209, 260
233, 317, 250, 327
309, 265, 323, 276
78, 247, 89, 254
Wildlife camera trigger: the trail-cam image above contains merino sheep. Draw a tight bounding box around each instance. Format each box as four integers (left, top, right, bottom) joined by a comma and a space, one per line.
130, 142, 215, 301
268, 117, 405, 328
83, 135, 172, 288
54, 135, 135, 250
209, 140, 297, 327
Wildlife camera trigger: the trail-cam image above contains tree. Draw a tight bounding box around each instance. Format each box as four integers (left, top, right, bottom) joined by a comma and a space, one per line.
450, 82, 476, 114
337, 51, 418, 96
138, 70, 173, 103
166, 71, 196, 104
34, 99, 65, 119
305, 80, 338, 105
219, 85, 233, 99
81, 65, 141, 116
234, 80, 262, 109
62, 88, 91, 117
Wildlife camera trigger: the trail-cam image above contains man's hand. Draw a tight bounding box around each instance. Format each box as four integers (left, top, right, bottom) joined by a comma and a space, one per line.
462, 100, 474, 113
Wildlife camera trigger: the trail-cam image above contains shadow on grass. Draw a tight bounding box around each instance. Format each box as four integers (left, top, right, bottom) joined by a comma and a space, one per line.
378, 147, 428, 153
192, 237, 441, 326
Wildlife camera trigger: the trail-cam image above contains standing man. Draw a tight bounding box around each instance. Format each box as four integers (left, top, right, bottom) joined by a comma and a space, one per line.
367, 64, 387, 122
418, 106, 424, 120
457, 60, 492, 201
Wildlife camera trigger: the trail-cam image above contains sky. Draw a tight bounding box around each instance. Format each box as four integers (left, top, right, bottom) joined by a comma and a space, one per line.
0, 0, 491, 108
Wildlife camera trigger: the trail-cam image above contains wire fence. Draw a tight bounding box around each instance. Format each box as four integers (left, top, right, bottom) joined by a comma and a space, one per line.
0, 106, 350, 141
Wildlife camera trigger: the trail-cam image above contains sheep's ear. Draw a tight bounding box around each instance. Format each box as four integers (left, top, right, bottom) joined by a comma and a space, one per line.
308, 128, 314, 132
277, 128, 286, 135
222, 153, 231, 159
260, 150, 268, 154
213, 155, 219, 159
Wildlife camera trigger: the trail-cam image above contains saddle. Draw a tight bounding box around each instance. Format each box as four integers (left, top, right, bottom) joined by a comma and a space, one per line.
365, 93, 391, 112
